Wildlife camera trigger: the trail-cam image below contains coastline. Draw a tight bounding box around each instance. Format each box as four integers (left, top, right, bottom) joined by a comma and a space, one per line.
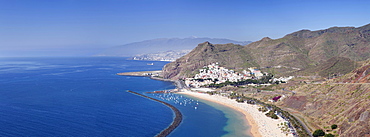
117, 70, 292, 137
117, 70, 181, 86
178, 91, 294, 137
178, 91, 261, 137
117, 70, 163, 77
126, 90, 182, 137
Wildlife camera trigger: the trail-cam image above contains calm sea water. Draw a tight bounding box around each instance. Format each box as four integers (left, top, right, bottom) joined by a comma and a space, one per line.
0, 57, 248, 137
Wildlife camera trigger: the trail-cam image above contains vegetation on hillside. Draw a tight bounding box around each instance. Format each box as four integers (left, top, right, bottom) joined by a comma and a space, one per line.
230, 95, 311, 137
163, 24, 370, 137
206, 74, 274, 88
279, 61, 370, 136
163, 23, 370, 80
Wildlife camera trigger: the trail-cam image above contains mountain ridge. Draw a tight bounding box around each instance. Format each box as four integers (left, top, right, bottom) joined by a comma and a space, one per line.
96, 37, 252, 57
161, 23, 370, 137
163, 23, 370, 80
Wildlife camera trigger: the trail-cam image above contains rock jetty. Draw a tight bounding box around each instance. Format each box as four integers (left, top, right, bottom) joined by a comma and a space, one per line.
126, 90, 182, 137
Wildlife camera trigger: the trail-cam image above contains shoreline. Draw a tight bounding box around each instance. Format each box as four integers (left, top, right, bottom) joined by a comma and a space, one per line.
178, 91, 261, 137
178, 91, 293, 137
117, 70, 163, 77
118, 70, 293, 137
117, 70, 182, 87
126, 90, 182, 137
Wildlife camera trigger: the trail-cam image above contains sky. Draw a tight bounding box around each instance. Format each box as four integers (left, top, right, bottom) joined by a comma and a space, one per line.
1, 0, 369, 57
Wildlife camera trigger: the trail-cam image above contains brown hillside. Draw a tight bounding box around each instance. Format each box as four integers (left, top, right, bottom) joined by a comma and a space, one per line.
163, 42, 257, 79
333, 60, 370, 83
279, 60, 370, 137
162, 24, 370, 137
163, 23, 370, 80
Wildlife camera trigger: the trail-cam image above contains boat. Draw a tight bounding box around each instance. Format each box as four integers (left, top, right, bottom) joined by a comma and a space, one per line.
145, 90, 171, 93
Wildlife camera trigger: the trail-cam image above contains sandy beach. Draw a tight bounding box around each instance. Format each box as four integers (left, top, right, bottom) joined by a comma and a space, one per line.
178, 91, 294, 137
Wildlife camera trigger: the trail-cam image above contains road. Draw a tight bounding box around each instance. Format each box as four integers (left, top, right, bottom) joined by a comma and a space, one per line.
282, 107, 313, 137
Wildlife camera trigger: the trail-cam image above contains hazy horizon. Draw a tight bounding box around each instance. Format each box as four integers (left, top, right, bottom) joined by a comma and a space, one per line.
1, 0, 369, 57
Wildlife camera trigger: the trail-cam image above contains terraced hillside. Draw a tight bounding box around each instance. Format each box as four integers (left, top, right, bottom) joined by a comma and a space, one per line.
280, 60, 370, 137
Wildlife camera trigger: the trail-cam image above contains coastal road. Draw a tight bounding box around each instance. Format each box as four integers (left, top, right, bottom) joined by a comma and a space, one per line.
282, 107, 313, 137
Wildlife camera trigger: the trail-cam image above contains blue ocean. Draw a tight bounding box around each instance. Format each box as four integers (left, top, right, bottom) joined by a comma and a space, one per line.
0, 57, 250, 137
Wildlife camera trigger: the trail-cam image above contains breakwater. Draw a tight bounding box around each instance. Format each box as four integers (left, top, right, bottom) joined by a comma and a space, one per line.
126, 90, 182, 137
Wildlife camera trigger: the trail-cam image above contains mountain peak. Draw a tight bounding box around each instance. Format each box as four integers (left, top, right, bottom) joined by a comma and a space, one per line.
203, 41, 212, 45
96, 37, 251, 57
261, 37, 271, 41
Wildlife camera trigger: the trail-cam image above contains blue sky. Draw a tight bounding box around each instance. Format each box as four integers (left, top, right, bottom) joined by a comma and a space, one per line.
1, 0, 369, 56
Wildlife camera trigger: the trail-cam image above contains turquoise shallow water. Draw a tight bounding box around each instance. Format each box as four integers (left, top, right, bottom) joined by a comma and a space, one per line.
172, 95, 252, 137
0, 57, 250, 137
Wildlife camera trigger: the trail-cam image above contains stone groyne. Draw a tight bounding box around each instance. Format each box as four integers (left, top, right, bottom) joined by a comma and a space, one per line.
126, 90, 182, 137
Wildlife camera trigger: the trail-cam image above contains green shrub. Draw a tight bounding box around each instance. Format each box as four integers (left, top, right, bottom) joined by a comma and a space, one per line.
265, 110, 279, 119
324, 133, 335, 137
331, 124, 338, 129
236, 98, 244, 103
313, 129, 325, 137
258, 107, 268, 112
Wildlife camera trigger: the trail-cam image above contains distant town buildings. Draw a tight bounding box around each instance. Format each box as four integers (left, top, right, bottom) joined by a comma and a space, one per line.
185, 63, 294, 88
132, 50, 191, 61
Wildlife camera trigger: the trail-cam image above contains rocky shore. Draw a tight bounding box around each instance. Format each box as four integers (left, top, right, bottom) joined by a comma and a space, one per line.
126, 90, 182, 137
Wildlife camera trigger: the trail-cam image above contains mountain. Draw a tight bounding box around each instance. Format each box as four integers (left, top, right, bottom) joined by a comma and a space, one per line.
163, 23, 370, 80
280, 60, 370, 137
96, 37, 251, 57
332, 59, 370, 83
162, 24, 370, 137
131, 50, 191, 61
163, 42, 258, 79
161, 24, 370, 137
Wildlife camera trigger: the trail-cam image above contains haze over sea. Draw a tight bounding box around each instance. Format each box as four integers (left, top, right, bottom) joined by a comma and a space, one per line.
0, 57, 250, 137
